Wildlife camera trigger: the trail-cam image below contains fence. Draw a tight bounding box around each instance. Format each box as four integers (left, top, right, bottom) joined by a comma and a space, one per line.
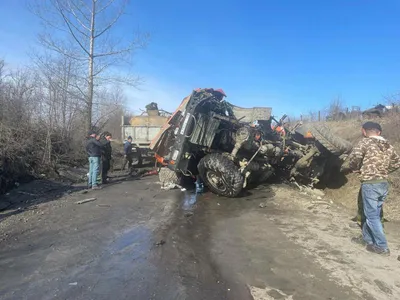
297, 104, 400, 123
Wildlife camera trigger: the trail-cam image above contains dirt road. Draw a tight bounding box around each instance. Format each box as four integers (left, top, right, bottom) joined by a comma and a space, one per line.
0, 173, 399, 300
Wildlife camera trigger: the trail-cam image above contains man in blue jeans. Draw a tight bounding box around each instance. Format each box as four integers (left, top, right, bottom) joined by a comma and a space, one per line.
346, 122, 400, 255
86, 131, 103, 190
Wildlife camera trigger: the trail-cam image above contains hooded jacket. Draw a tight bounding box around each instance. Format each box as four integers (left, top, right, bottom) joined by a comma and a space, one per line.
348, 136, 400, 182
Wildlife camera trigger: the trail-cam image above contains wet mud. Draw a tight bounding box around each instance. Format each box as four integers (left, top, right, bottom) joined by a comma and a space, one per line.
0, 177, 374, 299
163, 185, 363, 300
146, 189, 252, 300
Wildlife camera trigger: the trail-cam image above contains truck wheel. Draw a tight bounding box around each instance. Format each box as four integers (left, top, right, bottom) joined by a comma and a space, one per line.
158, 167, 180, 187
311, 124, 353, 155
198, 153, 244, 197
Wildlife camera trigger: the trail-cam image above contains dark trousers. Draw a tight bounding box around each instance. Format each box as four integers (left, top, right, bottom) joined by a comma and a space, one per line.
102, 159, 110, 183
122, 154, 133, 171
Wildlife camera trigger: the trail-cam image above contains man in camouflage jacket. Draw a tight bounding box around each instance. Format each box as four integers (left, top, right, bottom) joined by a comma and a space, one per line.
346, 122, 400, 255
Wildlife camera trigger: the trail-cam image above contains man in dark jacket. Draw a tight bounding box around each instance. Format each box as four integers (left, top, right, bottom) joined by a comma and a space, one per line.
122, 136, 133, 172
100, 132, 113, 184
86, 131, 103, 189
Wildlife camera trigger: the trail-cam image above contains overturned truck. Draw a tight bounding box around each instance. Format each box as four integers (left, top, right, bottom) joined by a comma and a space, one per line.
150, 88, 352, 197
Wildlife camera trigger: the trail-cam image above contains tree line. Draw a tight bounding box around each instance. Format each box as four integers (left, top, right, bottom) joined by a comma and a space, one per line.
0, 0, 147, 191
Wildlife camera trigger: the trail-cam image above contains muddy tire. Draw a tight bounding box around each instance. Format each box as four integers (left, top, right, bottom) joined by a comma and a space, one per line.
311, 124, 353, 155
198, 153, 243, 197
158, 167, 180, 186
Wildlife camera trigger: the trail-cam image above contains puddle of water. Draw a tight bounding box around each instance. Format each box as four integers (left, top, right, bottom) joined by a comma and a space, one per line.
181, 191, 198, 211
108, 226, 152, 260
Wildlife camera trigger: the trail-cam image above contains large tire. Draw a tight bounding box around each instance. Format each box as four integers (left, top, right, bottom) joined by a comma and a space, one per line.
310, 124, 353, 155
158, 167, 180, 187
198, 153, 244, 197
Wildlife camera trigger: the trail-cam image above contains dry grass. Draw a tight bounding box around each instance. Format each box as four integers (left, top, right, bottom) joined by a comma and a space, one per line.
323, 115, 400, 221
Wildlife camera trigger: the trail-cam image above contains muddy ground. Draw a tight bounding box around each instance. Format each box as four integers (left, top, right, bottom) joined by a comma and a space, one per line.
0, 172, 400, 300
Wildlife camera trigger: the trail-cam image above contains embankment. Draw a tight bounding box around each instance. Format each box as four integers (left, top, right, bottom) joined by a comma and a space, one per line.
323, 117, 400, 221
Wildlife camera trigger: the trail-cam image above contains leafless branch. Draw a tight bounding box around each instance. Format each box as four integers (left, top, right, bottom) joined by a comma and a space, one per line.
63, 9, 91, 38
55, 1, 90, 56
92, 59, 116, 77
30, 0, 149, 133
68, 1, 91, 30
37, 34, 87, 61
94, 1, 126, 38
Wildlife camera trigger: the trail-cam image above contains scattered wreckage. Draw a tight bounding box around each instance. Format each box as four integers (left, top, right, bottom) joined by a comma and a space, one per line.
150, 88, 353, 197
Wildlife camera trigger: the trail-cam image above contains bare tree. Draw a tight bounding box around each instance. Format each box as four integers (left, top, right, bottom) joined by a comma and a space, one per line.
0, 59, 4, 82
308, 110, 319, 122
0, 66, 42, 172
384, 92, 400, 104
0, 56, 133, 192
383, 92, 400, 114
33, 54, 84, 131
30, 0, 148, 132
327, 96, 346, 121
92, 84, 125, 131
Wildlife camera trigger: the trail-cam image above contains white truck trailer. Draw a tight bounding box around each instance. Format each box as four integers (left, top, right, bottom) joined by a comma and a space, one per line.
121, 108, 170, 165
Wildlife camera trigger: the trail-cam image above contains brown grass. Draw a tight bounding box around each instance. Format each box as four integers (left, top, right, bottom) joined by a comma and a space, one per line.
323, 115, 400, 221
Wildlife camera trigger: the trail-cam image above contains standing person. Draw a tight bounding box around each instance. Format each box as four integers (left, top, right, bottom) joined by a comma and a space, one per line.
355, 187, 384, 229
346, 122, 400, 255
122, 136, 133, 172
101, 132, 113, 184
86, 131, 103, 190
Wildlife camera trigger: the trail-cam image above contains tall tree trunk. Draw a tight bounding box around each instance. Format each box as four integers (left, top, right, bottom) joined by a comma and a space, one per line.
87, 0, 96, 133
